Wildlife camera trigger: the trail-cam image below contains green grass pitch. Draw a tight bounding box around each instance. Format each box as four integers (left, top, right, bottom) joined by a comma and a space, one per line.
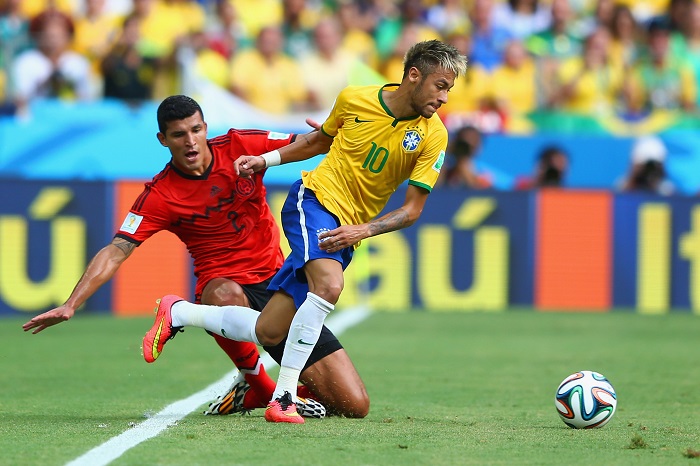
1, 310, 699, 465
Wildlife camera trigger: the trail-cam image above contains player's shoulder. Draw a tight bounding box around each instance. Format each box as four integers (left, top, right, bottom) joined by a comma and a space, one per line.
424, 113, 448, 136
338, 84, 382, 102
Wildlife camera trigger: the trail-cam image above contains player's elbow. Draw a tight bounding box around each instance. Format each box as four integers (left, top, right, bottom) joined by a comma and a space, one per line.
405, 207, 423, 226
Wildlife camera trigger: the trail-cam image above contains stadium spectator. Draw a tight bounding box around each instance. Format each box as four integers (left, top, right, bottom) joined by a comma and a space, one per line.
626, 16, 697, 115
526, 0, 583, 100
228, 25, 310, 114
300, 17, 355, 111
616, 0, 672, 24
468, 0, 514, 71
204, 0, 247, 60
618, 135, 674, 195
164, 0, 205, 37
19, 0, 74, 18
548, 28, 624, 116
72, 0, 122, 77
526, 0, 583, 62
666, 0, 694, 33
491, 0, 551, 40
670, 2, 700, 107
281, 0, 317, 59
438, 125, 492, 188
515, 145, 569, 189
488, 39, 538, 130
374, 0, 441, 60
607, 4, 642, 72
425, 0, 471, 38
438, 34, 502, 132
574, 0, 616, 36
189, 29, 231, 89
129, 0, 187, 59
438, 31, 491, 127
11, 10, 97, 110
22, 94, 369, 420
100, 13, 158, 103
230, 0, 281, 41
381, 22, 422, 82
0, 0, 32, 70
336, 0, 379, 69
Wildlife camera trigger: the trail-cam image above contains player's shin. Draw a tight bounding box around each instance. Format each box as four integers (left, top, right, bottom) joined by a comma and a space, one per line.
273, 292, 333, 401
171, 302, 261, 345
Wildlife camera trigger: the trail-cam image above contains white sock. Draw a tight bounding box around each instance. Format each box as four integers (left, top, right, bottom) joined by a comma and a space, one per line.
272, 292, 333, 401
171, 301, 261, 345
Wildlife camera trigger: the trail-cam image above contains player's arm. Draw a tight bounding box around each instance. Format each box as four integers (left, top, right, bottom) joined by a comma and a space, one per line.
235, 126, 333, 176
22, 237, 137, 334
318, 185, 430, 252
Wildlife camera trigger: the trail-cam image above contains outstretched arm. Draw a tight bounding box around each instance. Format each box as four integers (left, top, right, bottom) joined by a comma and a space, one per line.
235, 127, 333, 176
22, 237, 136, 334
317, 184, 430, 252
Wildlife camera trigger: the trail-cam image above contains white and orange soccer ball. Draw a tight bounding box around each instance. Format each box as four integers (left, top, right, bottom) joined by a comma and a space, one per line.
555, 371, 617, 429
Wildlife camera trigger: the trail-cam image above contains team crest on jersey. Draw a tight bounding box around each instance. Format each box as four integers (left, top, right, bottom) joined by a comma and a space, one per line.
236, 177, 255, 197
402, 129, 423, 152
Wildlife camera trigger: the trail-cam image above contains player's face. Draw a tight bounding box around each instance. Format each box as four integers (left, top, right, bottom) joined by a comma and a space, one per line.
157, 112, 210, 175
409, 67, 456, 118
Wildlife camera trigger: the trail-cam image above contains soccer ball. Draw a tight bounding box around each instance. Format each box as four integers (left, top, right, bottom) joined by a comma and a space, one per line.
555, 370, 617, 429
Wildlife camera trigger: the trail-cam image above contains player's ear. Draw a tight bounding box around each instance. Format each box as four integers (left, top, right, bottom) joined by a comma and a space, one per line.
156, 132, 167, 147
407, 66, 421, 84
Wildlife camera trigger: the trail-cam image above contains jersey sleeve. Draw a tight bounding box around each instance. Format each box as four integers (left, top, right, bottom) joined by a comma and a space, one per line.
114, 187, 169, 245
408, 124, 448, 192
226, 129, 295, 157
320, 86, 350, 138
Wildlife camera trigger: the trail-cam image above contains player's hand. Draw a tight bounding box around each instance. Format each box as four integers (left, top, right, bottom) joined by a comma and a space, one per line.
306, 118, 321, 132
22, 305, 75, 334
234, 155, 266, 177
318, 225, 369, 252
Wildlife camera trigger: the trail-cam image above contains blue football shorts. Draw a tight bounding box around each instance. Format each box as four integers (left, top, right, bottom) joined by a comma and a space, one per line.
269, 179, 354, 308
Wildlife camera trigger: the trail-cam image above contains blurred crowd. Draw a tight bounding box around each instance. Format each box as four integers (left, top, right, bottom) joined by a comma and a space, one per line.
1, 0, 699, 129
0, 0, 694, 194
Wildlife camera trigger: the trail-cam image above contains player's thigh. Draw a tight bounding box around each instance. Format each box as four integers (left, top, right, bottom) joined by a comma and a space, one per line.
200, 278, 250, 307
303, 258, 344, 301
301, 349, 369, 417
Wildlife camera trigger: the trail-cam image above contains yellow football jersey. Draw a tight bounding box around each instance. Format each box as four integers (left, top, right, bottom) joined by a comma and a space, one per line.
301, 84, 448, 227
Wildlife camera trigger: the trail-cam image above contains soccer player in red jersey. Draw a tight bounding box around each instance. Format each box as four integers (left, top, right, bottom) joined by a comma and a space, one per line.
22, 95, 369, 419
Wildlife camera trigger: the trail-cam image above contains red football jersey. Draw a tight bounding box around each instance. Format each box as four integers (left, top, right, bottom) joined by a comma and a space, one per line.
116, 129, 294, 289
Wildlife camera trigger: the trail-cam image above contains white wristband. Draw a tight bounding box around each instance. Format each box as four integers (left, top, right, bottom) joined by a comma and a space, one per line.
261, 150, 281, 168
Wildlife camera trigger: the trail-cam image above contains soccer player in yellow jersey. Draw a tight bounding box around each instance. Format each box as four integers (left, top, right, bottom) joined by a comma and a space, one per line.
143, 40, 468, 423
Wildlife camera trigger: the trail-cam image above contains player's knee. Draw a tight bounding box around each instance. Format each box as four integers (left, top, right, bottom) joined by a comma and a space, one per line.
311, 281, 344, 304
335, 392, 370, 418
204, 280, 246, 306
254, 323, 285, 347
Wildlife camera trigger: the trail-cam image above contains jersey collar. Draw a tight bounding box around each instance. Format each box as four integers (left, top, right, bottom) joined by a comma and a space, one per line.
169, 150, 214, 180
378, 83, 422, 127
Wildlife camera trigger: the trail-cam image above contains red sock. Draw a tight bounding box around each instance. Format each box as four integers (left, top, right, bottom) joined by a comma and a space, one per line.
297, 385, 317, 400
212, 334, 275, 405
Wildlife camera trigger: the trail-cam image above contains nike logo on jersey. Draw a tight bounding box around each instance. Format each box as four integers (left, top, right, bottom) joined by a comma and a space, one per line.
354, 116, 373, 123
297, 339, 314, 345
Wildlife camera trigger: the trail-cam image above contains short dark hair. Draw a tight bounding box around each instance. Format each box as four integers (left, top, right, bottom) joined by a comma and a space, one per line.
156, 95, 204, 134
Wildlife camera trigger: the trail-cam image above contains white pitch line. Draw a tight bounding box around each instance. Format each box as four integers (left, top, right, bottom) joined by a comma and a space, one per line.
66, 306, 371, 466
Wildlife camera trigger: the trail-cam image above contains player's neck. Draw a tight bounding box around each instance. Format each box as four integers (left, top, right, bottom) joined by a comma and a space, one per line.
381, 86, 417, 120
